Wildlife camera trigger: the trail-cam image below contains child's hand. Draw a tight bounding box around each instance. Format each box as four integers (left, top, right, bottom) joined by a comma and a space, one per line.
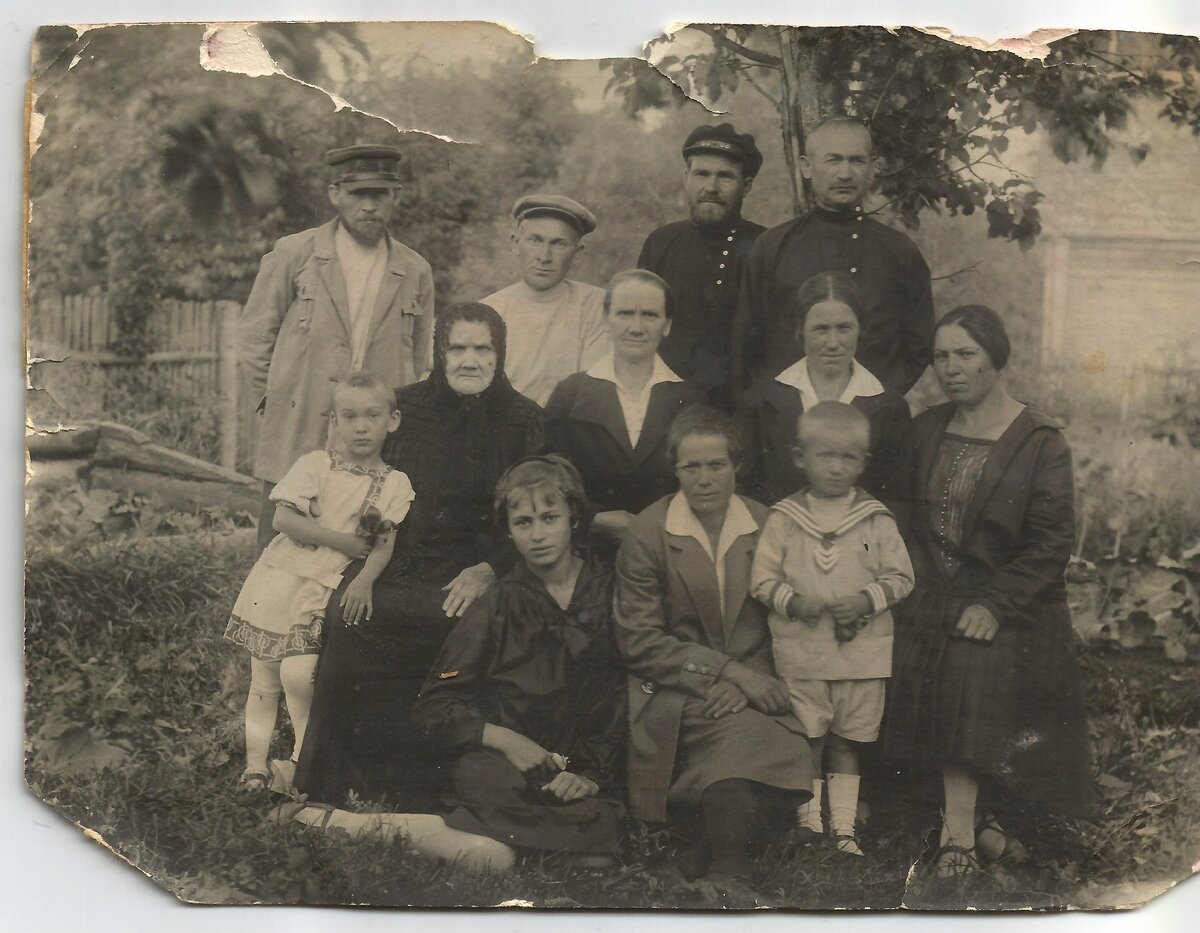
787, 594, 825, 624
307, 496, 322, 518
340, 578, 374, 626
335, 533, 373, 561
828, 593, 872, 624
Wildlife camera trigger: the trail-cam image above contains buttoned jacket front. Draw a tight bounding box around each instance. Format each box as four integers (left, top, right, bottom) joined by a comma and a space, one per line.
238, 218, 435, 482
615, 494, 802, 821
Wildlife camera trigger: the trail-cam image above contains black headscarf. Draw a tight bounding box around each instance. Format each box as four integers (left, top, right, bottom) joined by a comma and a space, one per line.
383, 303, 545, 563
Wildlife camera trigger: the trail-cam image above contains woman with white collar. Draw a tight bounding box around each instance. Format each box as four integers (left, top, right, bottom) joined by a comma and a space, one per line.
736, 272, 911, 518
546, 270, 705, 555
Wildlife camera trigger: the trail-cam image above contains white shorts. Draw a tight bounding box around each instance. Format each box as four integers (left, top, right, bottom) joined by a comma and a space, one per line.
785, 678, 886, 742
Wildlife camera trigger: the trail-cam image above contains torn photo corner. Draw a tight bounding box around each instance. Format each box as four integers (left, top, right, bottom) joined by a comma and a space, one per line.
23, 19, 1200, 912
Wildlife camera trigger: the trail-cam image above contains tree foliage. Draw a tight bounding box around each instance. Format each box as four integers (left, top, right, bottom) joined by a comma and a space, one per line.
608, 26, 1200, 245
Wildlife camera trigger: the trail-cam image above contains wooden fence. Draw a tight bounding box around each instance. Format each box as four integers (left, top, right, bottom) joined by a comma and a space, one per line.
29, 293, 257, 473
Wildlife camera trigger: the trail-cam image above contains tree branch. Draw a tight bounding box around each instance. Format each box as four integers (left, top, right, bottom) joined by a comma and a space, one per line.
691, 24, 783, 69
931, 261, 981, 282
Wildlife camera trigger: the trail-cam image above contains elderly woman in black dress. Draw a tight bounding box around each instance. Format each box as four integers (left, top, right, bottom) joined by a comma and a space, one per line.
883, 305, 1094, 876
737, 271, 911, 515
545, 270, 705, 555
615, 406, 815, 891
295, 302, 545, 807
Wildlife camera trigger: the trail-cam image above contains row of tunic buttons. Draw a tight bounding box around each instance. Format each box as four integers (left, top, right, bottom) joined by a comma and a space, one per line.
717, 229, 736, 285
685, 662, 713, 674
850, 206, 862, 272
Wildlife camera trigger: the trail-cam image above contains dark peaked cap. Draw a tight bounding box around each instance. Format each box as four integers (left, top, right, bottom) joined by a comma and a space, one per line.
512, 194, 598, 236
326, 145, 403, 190
682, 123, 763, 177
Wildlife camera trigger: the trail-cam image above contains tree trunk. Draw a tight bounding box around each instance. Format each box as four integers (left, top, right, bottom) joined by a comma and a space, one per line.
778, 28, 823, 218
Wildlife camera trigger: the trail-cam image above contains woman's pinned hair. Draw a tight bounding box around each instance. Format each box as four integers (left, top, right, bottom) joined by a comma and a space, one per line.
793, 271, 866, 336
493, 454, 592, 539
666, 405, 744, 467
936, 304, 1011, 370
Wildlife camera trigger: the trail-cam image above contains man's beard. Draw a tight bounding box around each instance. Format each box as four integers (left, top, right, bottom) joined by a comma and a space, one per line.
689, 198, 740, 228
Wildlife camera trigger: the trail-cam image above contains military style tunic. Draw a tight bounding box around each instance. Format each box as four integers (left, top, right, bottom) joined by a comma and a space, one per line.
733, 206, 934, 396
638, 218, 765, 408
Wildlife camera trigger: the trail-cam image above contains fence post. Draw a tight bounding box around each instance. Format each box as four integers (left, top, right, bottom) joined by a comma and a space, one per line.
218, 302, 240, 472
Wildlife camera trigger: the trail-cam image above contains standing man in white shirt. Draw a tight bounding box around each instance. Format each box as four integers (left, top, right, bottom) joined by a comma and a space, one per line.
238, 144, 435, 548
481, 195, 609, 406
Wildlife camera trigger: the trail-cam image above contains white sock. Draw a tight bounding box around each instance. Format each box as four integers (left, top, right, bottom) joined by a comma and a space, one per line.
826, 772, 861, 839
796, 778, 824, 832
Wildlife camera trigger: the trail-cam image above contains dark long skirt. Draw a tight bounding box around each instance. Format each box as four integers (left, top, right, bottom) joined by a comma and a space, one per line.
441, 748, 626, 855
295, 558, 460, 808
882, 582, 1096, 818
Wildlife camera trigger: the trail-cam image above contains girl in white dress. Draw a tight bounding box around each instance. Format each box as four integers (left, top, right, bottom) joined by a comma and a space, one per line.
224, 371, 414, 789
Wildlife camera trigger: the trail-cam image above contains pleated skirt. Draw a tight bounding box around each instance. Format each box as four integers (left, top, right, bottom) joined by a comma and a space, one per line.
882, 582, 1096, 817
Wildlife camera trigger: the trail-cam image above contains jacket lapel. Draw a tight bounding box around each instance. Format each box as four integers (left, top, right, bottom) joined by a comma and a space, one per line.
363, 237, 408, 350
721, 533, 756, 644
667, 533, 725, 650
631, 383, 678, 465
569, 377, 635, 457
314, 221, 352, 337
916, 403, 955, 546
960, 408, 1035, 538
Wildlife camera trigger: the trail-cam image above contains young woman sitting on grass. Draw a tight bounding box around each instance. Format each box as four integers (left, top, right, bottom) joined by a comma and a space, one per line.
224, 371, 414, 790
273, 455, 627, 873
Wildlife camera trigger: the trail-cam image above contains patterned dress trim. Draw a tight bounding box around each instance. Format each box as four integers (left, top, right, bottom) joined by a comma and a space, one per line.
223, 612, 324, 661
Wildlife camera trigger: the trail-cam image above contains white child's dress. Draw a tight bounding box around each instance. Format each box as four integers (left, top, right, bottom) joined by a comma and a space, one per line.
224, 449, 415, 661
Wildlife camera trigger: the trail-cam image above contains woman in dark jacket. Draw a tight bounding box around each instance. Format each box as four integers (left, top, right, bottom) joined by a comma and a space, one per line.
882, 305, 1094, 876
296, 303, 545, 808
546, 270, 705, 556
736, 272, 911, 518
412, 455, 626, 860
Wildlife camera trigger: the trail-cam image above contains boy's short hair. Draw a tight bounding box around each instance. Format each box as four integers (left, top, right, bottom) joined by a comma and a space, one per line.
796, 401, 871, 452
332, 370, 397, 410
493, 454, 592, 539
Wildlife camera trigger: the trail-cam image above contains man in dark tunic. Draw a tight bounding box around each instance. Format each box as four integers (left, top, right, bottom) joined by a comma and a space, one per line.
732, 118, 934, 396
638, 124, 766, 409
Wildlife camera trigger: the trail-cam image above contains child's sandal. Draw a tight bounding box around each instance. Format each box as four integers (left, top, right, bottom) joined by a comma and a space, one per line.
832, 834, 864, 857
238, 770, 270, 791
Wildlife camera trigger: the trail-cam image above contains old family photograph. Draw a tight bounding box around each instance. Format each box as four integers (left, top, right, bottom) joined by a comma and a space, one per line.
23, 21, 1200, 910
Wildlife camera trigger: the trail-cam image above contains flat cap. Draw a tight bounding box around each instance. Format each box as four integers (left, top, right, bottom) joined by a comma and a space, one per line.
682, 123, 763, 178
326, 144, 403, 191
512, 194, 597, 236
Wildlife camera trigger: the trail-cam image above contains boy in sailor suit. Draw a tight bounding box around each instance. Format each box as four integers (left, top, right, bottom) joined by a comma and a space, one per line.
751, 401, 913, 856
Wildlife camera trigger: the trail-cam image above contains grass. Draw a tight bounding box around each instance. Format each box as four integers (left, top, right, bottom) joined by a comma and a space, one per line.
23, 527, 1200, 910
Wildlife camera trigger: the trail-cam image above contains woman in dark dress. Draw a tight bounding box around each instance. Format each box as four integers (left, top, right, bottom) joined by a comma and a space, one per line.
295, 303, 545, 807
737, 272, 911, 517
412, 455, 627, 860
882, 305, 1095, 876
546, 270, 705, 555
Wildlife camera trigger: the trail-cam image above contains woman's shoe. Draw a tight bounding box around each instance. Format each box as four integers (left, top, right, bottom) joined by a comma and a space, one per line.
975, 817, 1028, 865
931, 844, 981, 878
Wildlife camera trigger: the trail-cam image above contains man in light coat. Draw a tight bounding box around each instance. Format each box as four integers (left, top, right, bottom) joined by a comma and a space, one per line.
238, 144, 435, 547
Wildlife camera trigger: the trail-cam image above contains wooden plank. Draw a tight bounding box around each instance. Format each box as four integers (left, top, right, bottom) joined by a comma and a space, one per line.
91, 466, 261, 515
92, 421, 257, 485
26, 425, 103, 459
25, 457, 90, 490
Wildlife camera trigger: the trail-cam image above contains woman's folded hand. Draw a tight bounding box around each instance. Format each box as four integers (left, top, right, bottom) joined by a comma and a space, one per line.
541, 771, 599, 802
721, 662, 790, 716
702, 679, 748, 719
956, 603, 1000, 643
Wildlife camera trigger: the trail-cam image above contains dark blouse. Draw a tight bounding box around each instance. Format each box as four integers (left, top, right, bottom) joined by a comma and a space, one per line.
413, 557, 626, 791
927, 434, 993, 577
